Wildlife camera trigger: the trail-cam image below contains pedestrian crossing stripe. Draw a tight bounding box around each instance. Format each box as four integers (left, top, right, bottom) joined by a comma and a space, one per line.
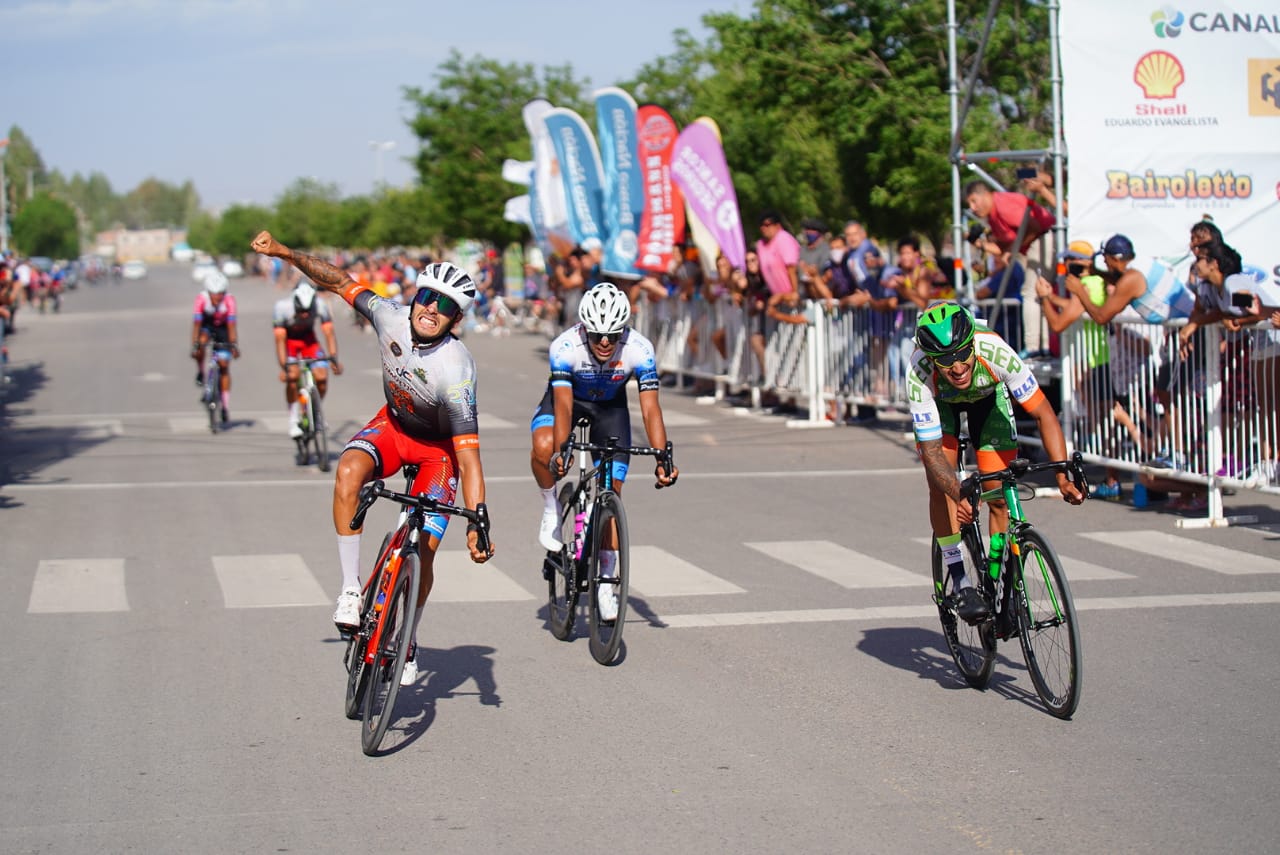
21, 534, 1280, 614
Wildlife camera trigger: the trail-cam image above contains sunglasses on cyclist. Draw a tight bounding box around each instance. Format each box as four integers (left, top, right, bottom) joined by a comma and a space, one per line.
587, 331, 621, 345
413, 288, 462, 318
931, 343, 974, 367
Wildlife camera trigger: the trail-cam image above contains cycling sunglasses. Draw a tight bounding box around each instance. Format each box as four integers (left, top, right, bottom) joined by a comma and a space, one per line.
931, 342, 974, 367
587, 330, 621, 345
413, 288, 462, 318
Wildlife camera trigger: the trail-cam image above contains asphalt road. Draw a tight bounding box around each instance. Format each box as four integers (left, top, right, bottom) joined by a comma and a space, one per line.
2, 263, 1278, 854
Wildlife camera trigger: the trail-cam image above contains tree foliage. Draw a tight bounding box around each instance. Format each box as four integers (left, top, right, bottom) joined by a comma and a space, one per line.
12, 193, 79, 258
211, 204, 272, 258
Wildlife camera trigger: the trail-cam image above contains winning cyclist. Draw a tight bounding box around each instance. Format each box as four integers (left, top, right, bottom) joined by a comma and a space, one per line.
274, 279, 342, 441
909, 302, 1083, 622
530, 283, 679, 621
251, 231, 495, 687
191, 271, 239, 426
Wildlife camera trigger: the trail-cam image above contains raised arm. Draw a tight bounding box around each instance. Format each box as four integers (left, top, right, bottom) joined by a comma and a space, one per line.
251, 231, 352, 293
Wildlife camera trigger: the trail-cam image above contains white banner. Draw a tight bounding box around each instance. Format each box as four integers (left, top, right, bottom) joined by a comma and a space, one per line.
1061, 3, 1280, 285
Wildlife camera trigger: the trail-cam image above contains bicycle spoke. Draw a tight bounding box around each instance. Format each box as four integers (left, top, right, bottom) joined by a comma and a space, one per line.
1014, 529, 1082, 719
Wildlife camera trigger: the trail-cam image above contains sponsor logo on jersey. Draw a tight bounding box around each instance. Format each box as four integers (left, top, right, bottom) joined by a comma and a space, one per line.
390, 341, 403, 357
447, 379, 476, 407
414, 368, 428, 384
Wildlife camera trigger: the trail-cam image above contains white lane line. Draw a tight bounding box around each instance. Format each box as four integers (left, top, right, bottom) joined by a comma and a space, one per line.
29, 559, 130, 613
1081, 530, 1280, 576
747, 540, 922, 588
628, 546, 746, 597
658, 591, 1280, 628
212, 554, 330, 608
634, 410, 707, 427
168, 417, 216, 434
426, 553, 536, 602
910, 536, 1133, 581
479, 413, 518, 430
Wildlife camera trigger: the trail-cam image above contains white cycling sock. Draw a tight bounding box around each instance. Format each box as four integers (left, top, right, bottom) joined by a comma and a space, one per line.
289, 401, 299, 421
410, 601, 425, 651
938, 536, 969, 589
540, 486, 558, 510
338, 534, 361, 591
600, 549, 618, 579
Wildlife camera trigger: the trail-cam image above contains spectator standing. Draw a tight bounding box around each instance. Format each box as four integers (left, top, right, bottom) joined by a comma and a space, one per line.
797, 218, 831, 300
756, 211, 800, 297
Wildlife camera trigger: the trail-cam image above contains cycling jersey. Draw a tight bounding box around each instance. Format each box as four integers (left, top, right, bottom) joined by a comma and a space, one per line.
193, 292, 237, 338
273, 296, 333, 341
906, 329, 1047, 447
547, 324, 660, 403
342, 285, 479, 449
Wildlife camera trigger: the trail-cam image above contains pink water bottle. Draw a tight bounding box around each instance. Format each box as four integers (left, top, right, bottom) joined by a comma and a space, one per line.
572, 511, 586, 560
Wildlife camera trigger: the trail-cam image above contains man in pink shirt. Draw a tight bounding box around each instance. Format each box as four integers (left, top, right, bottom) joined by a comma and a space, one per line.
755, 211, 800, 296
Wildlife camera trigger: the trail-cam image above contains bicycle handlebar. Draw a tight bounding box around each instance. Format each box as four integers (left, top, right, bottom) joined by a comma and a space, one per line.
555, 438, 676, 489
959, 451, 1089, 506
349, 480, 493, 556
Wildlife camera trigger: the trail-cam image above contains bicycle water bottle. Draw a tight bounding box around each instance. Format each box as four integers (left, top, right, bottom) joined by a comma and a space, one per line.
572, 510, 586, 560
987, 532, 1006, 580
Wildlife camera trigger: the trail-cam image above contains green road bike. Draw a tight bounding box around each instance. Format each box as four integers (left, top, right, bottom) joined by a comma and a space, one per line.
932, 437, 1088, 719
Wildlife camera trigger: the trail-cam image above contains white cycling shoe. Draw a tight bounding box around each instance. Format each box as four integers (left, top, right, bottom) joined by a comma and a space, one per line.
400, 647, 419, 686
332, 587, 361, 629
538, 504, 563, 552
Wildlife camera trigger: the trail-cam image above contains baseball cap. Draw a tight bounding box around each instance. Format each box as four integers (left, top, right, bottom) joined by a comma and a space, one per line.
1060, 240, 1094, 260
801, 217, 826, 233
581, 237, 603, 252
759, 210, 782, 227
1101, 234, 1135, 258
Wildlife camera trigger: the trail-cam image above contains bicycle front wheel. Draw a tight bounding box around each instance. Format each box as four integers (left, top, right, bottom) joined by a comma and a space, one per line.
588, 493, 629, 666
361, 552, 419, 755
204, 367, 220, 434
931, 540, 995, 689
546, 483, 578, 640
311, 392, 330, 472
345, 552, 391, 720
1013, 528, 1082, 719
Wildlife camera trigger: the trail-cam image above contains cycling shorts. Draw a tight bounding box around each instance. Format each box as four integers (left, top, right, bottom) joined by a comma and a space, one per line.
285, 338, 325, 363
345, 406, 458, 540
933, 390, 1018, 476
530, 384, 632, 482
200, 324, 232, 345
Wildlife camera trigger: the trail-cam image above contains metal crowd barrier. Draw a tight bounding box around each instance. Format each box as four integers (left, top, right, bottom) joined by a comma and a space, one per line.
631, 293, 1279, 524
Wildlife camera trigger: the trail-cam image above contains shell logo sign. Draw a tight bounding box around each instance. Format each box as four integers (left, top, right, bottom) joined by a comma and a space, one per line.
1134, 50, 1185, 99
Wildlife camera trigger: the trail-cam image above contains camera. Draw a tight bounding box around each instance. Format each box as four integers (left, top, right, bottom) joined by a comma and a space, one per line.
1230, 291, 1255, 309
1016, 166, 1039, 180
966, 223, 986, 245
1067, 262, 1089, 277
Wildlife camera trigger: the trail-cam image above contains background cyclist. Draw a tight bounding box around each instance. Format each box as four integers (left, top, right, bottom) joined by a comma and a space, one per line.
529, 283, 679, 621
191, 271, 239, 426
274, 279, 342, 441
908, 301, 1082, 622
251, 231, 494, 688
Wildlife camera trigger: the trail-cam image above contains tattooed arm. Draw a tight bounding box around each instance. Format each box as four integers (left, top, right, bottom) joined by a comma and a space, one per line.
919, 438, 961, 502
251, 231, 351, 293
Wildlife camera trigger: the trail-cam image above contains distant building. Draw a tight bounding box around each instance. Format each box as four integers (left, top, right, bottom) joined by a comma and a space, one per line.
96, 228, 187, 262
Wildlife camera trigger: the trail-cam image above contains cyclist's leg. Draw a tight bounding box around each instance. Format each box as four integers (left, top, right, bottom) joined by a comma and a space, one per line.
969, 390, 1019, 538
333, 409, 400, 620
588, 399, 631, 616
530, 384, 564, 550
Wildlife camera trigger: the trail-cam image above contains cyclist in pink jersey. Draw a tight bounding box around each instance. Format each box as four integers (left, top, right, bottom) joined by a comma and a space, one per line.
191, 271, 240, 425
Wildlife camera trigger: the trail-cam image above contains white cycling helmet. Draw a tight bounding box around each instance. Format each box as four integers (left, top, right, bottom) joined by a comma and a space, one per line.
204, 270, 229, 295
415, 262, 477, 315
293, 280, 317, 312
578, 283, 630, 334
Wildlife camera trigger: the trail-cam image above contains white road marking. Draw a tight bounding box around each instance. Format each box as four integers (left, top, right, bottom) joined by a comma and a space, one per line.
634, 410, 707, 427
168, 416, 216, 433
29, 559, 129, 613
628, 546, 746, 597
658, 591, 1280, 628
138, 372, 168, 382
1081, 530, 1280, 575
212, 554, 330, 608
425, 554, 536, 601
747, 540, 922, 588
910, 535, 1133, 580
478, 413, 517, 430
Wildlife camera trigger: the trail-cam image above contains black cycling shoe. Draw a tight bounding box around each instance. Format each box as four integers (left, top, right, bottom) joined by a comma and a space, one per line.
220, 407, 229, 425
195, 371, 204, 387
953, 586, 992, 624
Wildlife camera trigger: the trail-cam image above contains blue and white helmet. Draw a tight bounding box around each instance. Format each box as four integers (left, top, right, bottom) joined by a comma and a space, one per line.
415, 262, 477, 314
579, 283, 630, 334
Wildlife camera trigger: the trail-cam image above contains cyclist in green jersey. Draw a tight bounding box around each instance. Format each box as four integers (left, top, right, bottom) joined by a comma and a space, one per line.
908, 302, 1084, 622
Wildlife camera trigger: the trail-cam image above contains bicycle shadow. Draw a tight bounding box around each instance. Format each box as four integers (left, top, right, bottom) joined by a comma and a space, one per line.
372, 644, 501, 756
857, 626, 1047, 713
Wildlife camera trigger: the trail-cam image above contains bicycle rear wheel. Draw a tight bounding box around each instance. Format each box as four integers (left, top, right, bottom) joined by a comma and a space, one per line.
931, 540, 995, 689
361, 552, 419, 755
588, 493, 629, 666
204, 365, 220, 434
1013, 528, 1082, 719
311, 391, 330, 472
546, 483, 578, 640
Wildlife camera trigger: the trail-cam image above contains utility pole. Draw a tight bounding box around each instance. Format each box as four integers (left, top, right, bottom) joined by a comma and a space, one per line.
368, 140, 396, 190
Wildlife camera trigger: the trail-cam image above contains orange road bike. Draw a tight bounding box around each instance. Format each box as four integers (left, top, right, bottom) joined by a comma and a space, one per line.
342, 465, 492, 754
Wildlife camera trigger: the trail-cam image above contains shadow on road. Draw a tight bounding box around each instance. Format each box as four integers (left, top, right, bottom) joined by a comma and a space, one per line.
374, 643, 501, 755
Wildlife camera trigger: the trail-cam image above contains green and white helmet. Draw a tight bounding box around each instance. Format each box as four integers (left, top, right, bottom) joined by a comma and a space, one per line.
915, 301, 976, 357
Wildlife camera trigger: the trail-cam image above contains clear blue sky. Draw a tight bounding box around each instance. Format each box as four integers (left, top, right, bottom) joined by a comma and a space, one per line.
5, 0, 746, 211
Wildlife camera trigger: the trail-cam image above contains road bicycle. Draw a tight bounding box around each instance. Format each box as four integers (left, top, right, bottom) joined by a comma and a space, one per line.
292, 356, 333, 471
342, 465, 491, 755
931, 435, 1088, 719
543, 418, 674, 665
199, 343, 233, 434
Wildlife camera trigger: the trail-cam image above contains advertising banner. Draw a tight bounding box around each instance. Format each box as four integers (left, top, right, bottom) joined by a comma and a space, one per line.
1061, 3, 1280, 283
635, 105, 684, 275
522, 99, 573, 257
593, 87, 644, 277
543, 107, 606, 249
670, 117, 746, 273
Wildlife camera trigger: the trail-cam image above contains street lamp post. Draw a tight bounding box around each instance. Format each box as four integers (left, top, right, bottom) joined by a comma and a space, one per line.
0, 138, 8, 254
368, 140, 396, 190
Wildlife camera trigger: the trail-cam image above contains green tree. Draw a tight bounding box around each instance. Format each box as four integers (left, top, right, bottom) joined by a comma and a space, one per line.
272, 178, 342, 249
3, 125, 49, 220
12, 193, 79, 258
403, 51, 590, 247
212, 204, 272, 258
119, 178, 196, 229
363, 186, 434, 249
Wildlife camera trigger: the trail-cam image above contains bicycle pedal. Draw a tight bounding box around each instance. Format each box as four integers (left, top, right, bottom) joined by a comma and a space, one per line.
336, 625, 355, 640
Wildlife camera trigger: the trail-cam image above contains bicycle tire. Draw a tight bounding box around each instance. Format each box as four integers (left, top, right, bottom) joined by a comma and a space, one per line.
345, 545, 393, 720
931, 540, 996, 689
1013, 528, 1082, 719
546, 483, 578, 640
587, 492, 629, 666
361, 552, 419, 755
311, 391, 330, 472
204, 364, 220, 434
